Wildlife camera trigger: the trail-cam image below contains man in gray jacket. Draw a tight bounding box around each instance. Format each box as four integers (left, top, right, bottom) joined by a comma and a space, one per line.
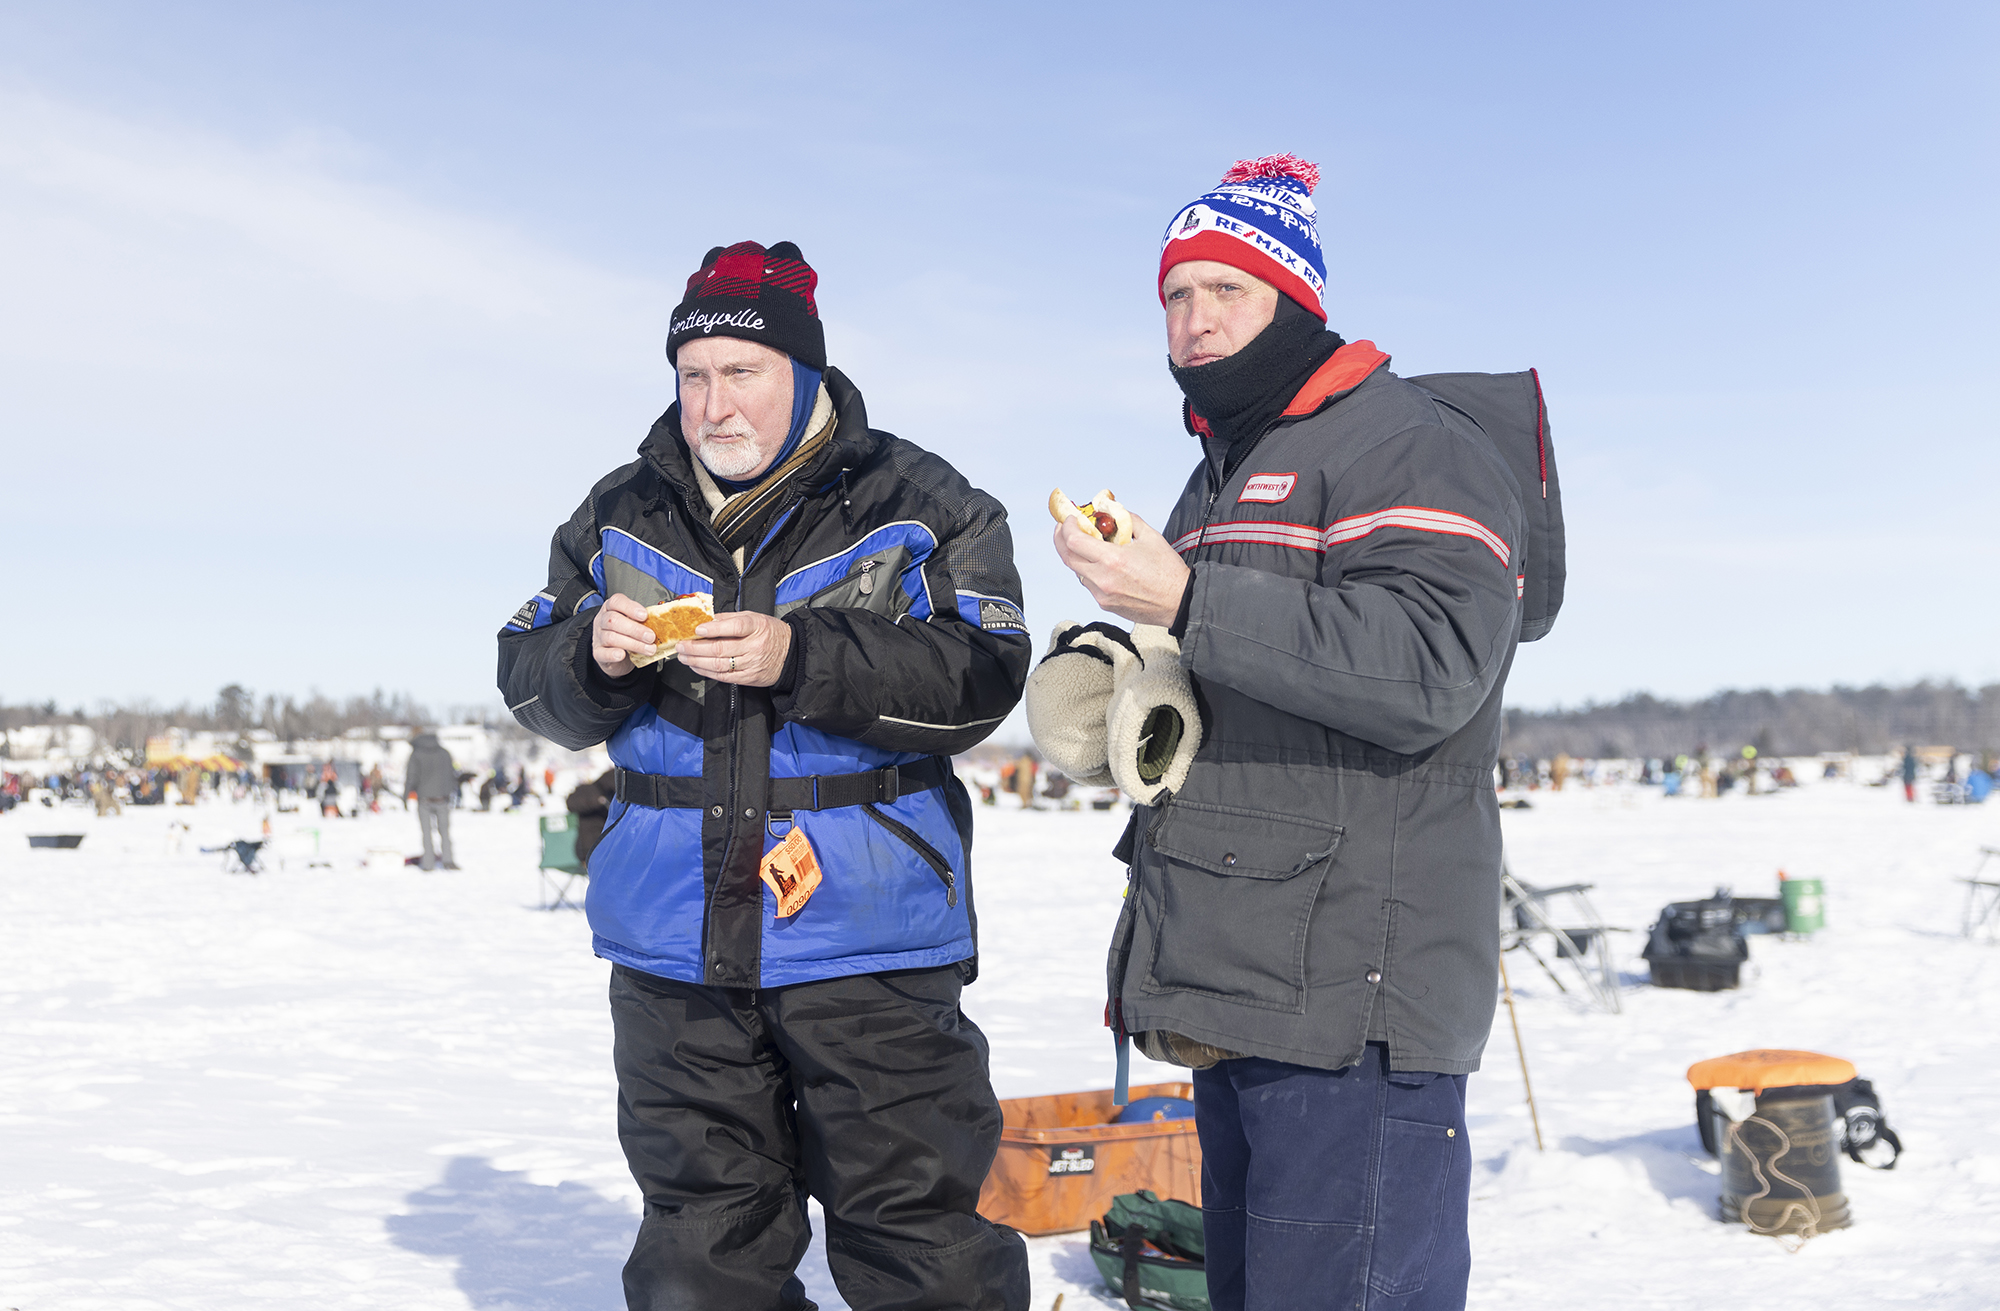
402, 732, 459, 871
1056, 155, 1526, 1310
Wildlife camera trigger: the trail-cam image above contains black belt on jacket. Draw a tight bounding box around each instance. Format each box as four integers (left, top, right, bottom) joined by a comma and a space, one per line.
614, 757, 948, 813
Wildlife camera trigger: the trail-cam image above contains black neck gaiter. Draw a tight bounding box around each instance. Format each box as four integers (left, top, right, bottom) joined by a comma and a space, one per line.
1170, 294, 1346, 461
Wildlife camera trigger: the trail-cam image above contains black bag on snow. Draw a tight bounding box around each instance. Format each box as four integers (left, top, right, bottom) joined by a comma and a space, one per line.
1642, 889, 1750, 991
1695, 1076, 1904, 1169
1412, 369, 1565, 641
1088, 1190, 1208, 1310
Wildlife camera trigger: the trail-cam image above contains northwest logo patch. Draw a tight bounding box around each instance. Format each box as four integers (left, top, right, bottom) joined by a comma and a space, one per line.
979, 599, 1027, 632
1239, 473, 1298, 504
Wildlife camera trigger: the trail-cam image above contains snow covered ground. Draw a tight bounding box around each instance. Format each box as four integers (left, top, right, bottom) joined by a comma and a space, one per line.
3, 777, 1997, 1308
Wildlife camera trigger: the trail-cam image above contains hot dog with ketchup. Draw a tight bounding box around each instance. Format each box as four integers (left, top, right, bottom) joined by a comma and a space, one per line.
1048, 488, 1134, 545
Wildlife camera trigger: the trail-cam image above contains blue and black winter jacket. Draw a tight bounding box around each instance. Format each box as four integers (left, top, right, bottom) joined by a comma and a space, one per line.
498, 369, 1030, 988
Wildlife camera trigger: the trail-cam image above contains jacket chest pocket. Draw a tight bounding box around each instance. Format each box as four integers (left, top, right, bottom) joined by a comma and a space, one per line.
1140, 800, 1342, 1014
778, 544, 914, 621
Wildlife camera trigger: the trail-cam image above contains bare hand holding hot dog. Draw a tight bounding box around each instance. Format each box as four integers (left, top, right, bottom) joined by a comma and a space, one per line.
1052, 504, 1190, 629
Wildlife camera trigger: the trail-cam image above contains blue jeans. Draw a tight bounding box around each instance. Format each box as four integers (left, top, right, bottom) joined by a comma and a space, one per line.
1194, 1044, 1472, 1311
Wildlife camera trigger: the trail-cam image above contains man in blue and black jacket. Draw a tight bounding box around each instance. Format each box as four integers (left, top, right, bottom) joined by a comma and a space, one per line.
498, 240, 1031, 1311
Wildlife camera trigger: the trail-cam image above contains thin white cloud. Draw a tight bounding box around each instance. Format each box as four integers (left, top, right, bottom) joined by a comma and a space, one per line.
0, 89, 676, 708
0, 90, 650, 318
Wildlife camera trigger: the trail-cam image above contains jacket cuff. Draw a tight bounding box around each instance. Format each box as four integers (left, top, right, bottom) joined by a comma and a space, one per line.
772, 614, 806, 695
1177, 562, 1214, 671
768, 615, 808, 707
1167, 567, 1197, 640
575, 620, 652, 707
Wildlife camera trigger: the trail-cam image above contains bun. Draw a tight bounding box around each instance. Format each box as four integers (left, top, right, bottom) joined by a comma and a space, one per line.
631, 593, 715, 668
1048, 486, 1133, 545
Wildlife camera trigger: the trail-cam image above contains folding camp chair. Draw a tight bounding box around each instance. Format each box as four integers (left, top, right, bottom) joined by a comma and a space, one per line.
538, 813, 586, 910
1502, 861, 1622, 1012
1962, 846, 2000, 942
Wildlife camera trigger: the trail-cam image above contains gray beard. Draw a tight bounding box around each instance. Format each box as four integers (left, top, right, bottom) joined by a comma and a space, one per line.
691, 426, 768, 480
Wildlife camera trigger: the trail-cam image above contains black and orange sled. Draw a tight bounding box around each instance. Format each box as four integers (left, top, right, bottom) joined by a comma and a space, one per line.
978, 1083, 1202, 1236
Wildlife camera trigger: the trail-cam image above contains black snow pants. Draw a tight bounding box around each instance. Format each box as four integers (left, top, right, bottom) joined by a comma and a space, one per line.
609, 962, 1031, 1311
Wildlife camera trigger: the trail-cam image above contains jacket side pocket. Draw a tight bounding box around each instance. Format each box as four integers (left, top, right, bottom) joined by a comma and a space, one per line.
1140, 801, 1342, 1013
860, 803, 958, 907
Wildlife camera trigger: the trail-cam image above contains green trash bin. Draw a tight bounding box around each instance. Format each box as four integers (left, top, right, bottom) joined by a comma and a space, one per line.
1781, 876, 1826, 934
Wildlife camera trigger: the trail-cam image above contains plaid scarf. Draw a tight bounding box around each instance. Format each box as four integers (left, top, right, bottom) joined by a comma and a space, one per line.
707, 383, 836, 554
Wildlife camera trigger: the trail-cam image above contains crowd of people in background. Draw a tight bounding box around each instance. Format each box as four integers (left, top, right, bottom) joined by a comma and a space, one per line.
910, 744, 2000, 817
11, 744, 1995, 833
1896, 744, 1998, 804
1, 763, 261, 813
475, 765, 553, 812
0, 757, 575, 820
1491, 745, 1996, 804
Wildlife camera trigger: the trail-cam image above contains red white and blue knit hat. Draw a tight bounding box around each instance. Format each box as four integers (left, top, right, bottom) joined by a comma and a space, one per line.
1158, 154, 1326, 321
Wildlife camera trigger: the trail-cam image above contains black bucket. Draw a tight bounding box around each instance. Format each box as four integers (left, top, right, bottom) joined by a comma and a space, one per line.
1713, 1093, 1851, 1235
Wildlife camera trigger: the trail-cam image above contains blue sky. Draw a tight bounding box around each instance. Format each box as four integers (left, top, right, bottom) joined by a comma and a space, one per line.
2, 1, 1994, 721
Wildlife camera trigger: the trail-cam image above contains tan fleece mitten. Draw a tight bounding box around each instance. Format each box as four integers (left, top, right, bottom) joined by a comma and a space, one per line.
1105, 624, 1204, 805
1024, 622, 1145, 787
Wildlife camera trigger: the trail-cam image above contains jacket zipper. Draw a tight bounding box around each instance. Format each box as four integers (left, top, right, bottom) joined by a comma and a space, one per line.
705, 572, 747, 952
707, 512, 793, 967
1529, 366, 1548, 498
1191, 425, 1280, 557
714, 514, 791, 889
722, 572, 745, 839
802, 555, 884, 606
596, 796, 634, 854
860, 803, 958, 907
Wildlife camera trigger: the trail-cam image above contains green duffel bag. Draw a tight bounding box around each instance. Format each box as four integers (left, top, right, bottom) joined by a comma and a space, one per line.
1087, 1190, 1208, 1311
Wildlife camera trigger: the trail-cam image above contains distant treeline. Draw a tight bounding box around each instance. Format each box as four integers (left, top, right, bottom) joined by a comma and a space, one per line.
1503, 681, 2000, 759
10, 680, 1998, 765
0, 685, 505, 757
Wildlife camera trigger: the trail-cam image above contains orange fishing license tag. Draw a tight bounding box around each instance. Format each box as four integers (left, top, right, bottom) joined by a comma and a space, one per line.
759, 825, 823, 919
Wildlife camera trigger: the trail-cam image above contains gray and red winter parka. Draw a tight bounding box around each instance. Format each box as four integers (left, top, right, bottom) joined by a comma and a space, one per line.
498, 368, 1030, 989
1111, 341, 1526, 1075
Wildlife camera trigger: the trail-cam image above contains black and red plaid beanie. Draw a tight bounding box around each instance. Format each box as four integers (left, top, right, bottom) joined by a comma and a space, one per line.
665, 240, 825, 370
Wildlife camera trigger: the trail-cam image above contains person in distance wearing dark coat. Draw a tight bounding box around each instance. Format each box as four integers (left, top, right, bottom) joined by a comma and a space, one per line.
564, 767, 616, 868
402, 732, 460, 870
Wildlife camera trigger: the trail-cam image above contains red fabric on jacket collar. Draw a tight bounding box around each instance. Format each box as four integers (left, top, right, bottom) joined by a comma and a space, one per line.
1281, 340, 1390, 417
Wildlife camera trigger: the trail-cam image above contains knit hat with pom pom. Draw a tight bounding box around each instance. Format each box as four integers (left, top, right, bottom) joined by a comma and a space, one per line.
1158, 154, 1326, 321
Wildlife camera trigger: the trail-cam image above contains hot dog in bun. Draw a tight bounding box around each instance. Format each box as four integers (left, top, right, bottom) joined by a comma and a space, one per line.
1048, 487, 1134, 545
630, 593, 716, 667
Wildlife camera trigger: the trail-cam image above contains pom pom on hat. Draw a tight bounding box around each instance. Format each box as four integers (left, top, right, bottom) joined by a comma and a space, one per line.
1159, 153, 1327, 321
1219, 153, 1321, 192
